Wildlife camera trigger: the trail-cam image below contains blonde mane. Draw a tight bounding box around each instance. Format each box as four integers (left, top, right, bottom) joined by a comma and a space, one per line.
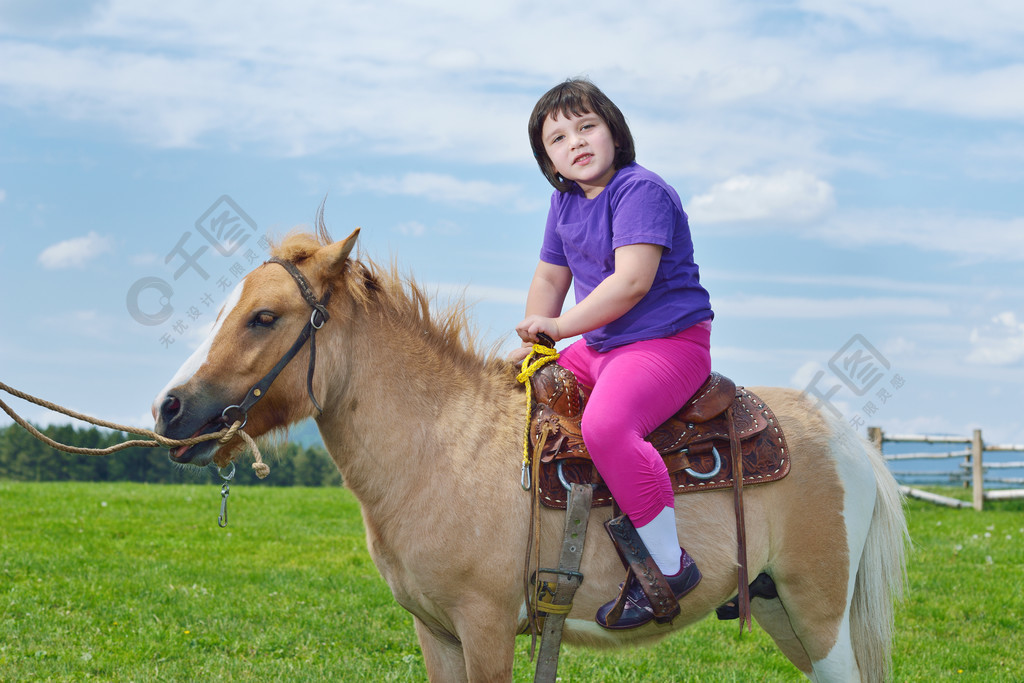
270, 226, 515, 385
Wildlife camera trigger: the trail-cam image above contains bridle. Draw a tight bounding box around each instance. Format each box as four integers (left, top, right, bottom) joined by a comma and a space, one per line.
220, 257, 332, 428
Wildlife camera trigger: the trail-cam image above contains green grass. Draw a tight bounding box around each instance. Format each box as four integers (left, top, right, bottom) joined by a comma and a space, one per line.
890, 489, 1024, 681
1, 481, 1022, 681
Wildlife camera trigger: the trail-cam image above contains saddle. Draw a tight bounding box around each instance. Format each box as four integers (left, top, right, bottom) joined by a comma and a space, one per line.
529, 367, 790, 510
524, 362, 790, 636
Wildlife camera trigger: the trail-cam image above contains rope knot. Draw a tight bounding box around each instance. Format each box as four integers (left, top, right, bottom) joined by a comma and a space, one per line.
516, 343, 560, 386
219, 421, 243, 444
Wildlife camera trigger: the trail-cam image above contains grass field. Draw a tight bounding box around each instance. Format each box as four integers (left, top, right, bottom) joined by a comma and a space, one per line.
1, 480, 1022, 681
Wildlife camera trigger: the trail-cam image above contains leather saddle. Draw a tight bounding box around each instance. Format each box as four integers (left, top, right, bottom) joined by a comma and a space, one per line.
529, 366, 790, 510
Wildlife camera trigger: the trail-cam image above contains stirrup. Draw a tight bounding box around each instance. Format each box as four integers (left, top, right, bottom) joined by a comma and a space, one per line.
596, 549, 701, 629
597, 515, 697, 627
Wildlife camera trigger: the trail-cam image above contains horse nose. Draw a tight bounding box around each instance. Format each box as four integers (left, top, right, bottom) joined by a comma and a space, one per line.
158, 394, 183, 425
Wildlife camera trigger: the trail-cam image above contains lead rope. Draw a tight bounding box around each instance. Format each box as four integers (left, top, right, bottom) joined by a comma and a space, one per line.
0, 380, 271, 518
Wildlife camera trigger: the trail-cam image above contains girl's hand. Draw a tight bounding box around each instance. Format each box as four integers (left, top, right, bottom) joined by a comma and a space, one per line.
515, 315, 560, 345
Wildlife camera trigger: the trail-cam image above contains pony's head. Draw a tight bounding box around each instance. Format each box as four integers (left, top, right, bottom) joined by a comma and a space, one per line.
152, 227, 359, 468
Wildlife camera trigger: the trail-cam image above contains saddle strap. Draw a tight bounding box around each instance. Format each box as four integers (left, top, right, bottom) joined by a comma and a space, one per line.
729, 404, 752, 632
533, 483, 593, 683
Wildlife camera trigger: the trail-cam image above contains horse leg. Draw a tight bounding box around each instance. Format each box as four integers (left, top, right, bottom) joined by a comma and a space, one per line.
753, 580, 861, 682
413, 608, 518, 682
414, 617, 470, 683
750, 597, 813, 676
743, 395, 884, 681
457, 617, 517, 682
413, 618, 468, 683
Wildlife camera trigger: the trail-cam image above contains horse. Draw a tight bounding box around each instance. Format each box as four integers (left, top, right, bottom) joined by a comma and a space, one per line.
152, 225, 908, 682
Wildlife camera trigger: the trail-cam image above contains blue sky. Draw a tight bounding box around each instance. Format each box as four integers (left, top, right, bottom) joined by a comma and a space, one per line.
1, 0, 1023, 446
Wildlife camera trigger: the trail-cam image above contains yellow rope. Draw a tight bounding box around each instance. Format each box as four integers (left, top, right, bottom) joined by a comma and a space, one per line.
515, 342, 560, 475
520, 342, 561, 651
515, 341, 559, 656
536, 599, 573, 616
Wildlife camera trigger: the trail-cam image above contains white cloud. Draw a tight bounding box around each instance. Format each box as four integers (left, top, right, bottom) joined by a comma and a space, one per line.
36, 309, 119, 342
787, 360, 857, 417
702, 269, 982, 297
705, 208, 1024, 263
38, 231, 113, 269
881, 336, 917, 357
874, 415, 961, 439
460, 284, 527, 307
790, 360, 826, 391
395, 221, 427, 237
339, 172, 538, 211
0, 188, 6, 202
811, 211, 1024, 261
713, 294, 950, 319
797, 0, 1024, 53
390, 173, 512, 206
429, 282, 526, 308
391, 219, 461, 238
129, 251, 160, 267
967, 312, 1024, 366
0, 0, 1022, 170
687, 171, 835, 224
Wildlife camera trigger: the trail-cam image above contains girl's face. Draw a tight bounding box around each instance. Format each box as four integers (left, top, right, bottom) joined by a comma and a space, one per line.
541, 110, 618, 199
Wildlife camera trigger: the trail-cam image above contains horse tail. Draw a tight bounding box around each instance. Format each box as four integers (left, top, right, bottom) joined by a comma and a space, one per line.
850, 433, 909, 681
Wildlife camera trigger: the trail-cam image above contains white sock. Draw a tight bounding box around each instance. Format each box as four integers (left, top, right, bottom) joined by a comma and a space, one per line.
635, 506, 682, 576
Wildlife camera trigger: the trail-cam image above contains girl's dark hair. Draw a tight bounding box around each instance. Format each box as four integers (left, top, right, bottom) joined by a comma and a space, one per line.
528, 78, 636, 192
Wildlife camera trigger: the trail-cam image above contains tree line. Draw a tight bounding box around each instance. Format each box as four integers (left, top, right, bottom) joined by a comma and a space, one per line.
0, 423, 342, 487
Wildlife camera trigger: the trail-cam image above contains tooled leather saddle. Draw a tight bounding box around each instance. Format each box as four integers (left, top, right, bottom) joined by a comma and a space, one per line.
527, 363, 790, 631
529, 366, 790, 510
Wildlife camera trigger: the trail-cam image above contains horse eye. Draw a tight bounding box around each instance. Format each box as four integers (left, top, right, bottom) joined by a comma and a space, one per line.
250, 311, 278, 328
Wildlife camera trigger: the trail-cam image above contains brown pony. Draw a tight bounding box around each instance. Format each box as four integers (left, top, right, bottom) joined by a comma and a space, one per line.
153, 226, 907, 681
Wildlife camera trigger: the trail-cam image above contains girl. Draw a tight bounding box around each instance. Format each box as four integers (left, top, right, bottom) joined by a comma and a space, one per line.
513, 79, 713, 629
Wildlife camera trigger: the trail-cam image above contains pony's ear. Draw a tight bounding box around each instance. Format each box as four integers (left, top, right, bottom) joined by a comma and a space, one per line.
321, 228, 360, 279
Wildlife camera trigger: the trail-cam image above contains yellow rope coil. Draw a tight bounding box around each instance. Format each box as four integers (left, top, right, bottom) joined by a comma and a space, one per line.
515, 343, 560, 473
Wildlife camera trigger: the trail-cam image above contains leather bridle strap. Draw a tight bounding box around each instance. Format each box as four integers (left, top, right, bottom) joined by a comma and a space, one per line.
221, 258, 332, 426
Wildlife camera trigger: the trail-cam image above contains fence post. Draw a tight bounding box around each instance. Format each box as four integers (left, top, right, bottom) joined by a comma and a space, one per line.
972, 428, 984, 511
867, 426, 883, 453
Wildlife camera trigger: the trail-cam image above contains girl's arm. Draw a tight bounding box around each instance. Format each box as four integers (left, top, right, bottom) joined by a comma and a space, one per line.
509, 261, 572, 360
524, 260, 572, 319
516, 243, 663, 343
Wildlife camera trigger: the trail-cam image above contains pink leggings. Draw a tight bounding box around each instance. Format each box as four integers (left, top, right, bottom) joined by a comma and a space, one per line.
557, 322, 712, 527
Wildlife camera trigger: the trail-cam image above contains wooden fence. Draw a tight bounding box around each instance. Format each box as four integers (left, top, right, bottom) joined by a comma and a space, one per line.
868, 427, 1024, 511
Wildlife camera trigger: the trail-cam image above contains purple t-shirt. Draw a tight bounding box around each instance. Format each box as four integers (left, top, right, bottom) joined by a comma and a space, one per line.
539, 162, 713, 352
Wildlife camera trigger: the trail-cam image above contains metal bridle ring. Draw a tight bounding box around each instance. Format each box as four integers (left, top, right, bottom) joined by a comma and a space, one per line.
217, 461, 236, 482
310, 308, 326, 329
221, 404, 248, 429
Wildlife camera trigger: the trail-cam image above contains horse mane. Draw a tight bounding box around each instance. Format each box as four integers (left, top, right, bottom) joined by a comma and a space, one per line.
270, 223, 515, 384
269, 231, 325, 264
